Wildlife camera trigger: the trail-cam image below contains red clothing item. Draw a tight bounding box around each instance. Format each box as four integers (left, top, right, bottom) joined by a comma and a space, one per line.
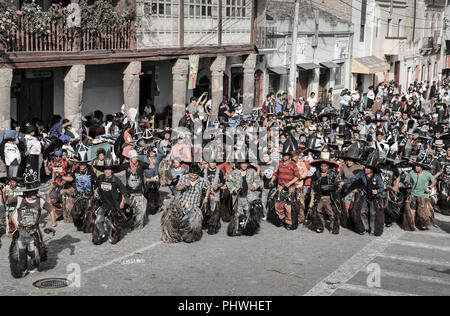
276, 160, 300, 187
304, 161, 312, 186
219, 162, 231, 176
48, 159, 69, 186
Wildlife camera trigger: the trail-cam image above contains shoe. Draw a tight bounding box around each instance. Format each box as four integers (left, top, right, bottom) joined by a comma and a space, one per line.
285, 224, 295, 231
262, 217, 267, 221
385, 223, 393, 228
315, 229, 323, 234
419, 226, 429, 231
359, 232, 365, 235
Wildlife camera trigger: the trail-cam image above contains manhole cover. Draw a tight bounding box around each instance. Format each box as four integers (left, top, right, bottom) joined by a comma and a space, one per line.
33, 278, 70, 289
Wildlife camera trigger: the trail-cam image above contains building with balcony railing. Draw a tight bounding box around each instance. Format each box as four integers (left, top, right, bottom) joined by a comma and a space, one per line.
0, 0, 259, 130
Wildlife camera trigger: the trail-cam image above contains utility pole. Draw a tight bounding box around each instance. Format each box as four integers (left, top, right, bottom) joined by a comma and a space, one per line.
288, 0, 300, 100
412, 0, 417, 42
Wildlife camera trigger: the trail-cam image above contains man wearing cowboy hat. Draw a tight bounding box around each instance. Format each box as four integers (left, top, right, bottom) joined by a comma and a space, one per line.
309, 149, 341, 234
94, 151, 127, 244
8, 172, 57, 275
270, 145, 300, 230
340, 150, 385, 236
403, 153, 437, 231
339, 143, 364, 227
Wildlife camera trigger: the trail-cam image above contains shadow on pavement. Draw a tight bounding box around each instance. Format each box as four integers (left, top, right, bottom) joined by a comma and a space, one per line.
40, 234, 81, 272
434, 219, 450, 234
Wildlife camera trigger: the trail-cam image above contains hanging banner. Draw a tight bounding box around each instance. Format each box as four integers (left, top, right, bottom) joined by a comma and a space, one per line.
334, 36, 350, 61
188, 55, 200, 90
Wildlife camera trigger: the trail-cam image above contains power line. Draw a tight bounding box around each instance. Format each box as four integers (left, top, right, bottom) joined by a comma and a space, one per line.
351, 0, 444, 23
340, 0, 444, 31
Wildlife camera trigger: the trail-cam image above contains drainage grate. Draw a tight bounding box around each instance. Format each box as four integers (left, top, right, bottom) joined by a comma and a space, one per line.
33, 278, 71, 289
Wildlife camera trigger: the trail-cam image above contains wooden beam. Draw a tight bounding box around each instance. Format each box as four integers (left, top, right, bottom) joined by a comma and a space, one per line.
218, 0, 222, 46
1, 45, 257, 69
180, 0, 184, 48
250, 0, 257, 46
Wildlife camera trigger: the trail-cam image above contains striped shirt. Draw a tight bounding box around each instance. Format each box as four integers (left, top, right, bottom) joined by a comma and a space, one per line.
276, 161, 300, 187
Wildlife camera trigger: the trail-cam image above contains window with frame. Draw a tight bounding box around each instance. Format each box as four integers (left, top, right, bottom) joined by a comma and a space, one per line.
225, 0, 247, 18
188, 0, 213, 18
335, 64, 344, 87
387, 19, 392, 37
151, 0, 173, 16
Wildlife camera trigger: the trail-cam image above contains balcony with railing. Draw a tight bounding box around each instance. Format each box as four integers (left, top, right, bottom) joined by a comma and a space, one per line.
422, 37, 434, 49
1, 18, 135, 53
256, 26, 277, 51
0, 2, 136, 54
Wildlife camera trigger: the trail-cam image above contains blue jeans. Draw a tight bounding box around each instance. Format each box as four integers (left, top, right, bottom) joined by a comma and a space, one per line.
261, 188, 275, 218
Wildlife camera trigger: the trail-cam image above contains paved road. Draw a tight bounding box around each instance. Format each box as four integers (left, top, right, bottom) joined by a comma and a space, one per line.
1, 188, 449, 296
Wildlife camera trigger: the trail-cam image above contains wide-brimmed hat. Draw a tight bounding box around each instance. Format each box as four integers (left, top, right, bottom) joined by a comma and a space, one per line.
103, 150, 115, 170
362, 149, 382, 173
408, 152, 433, 170
73, 150, 91, 164
341, 142, 363, 162
281, 142, 296, 155
19, 169, 47, 192
433, 139, 445, 148
310, 148, 339, 169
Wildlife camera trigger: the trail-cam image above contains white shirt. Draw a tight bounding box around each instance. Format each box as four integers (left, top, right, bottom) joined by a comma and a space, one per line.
4, 142, 21, 166
307, 97, 318, 111
24, 134, 41, 155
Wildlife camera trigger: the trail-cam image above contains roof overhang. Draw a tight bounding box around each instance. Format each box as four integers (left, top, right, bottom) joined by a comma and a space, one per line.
351, 56, 390, 74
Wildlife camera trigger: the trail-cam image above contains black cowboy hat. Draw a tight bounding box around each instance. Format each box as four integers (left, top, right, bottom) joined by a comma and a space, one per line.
362, 149, 382, 174
103, 150, 115, 170
281, 142, 296, 155
341, 142, 363, 162
408, 152, 433, 170
19, 168, 48, 192
346, 116, 359, 127
371, 111, 386, 123
310, 148, 339, 169
73, 150, 92, 164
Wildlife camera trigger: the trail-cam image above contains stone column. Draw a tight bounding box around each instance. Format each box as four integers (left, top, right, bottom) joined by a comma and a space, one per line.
123, 61, 142, 114
0, 67, 12, 178
172, 59, 190, 129
64, 64, 85, 131
243, 54, 257, 115
210, 55, 227, 122
310, 67, 320, 96
0, 67, 12, 131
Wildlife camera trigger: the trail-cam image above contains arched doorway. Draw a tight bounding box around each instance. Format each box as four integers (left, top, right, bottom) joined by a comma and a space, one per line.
414, 66, 419, 82
254, 70, 264, 108
194, 76, 210, 99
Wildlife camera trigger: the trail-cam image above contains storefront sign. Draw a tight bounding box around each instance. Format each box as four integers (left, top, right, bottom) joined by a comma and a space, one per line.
285, 36, 307, 66
334, 36, 350, 61
25, 69, 53, 79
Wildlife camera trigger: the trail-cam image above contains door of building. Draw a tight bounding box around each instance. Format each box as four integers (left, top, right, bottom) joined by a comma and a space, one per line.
18, 70, 53, 127
415, 66, 419, 82
394, 61, 400, 84
223, 73, 229, 101
194, 76, 210, 99
139, 67, 156, 114
319, 70, 328, 103
296, 70, 309, 99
